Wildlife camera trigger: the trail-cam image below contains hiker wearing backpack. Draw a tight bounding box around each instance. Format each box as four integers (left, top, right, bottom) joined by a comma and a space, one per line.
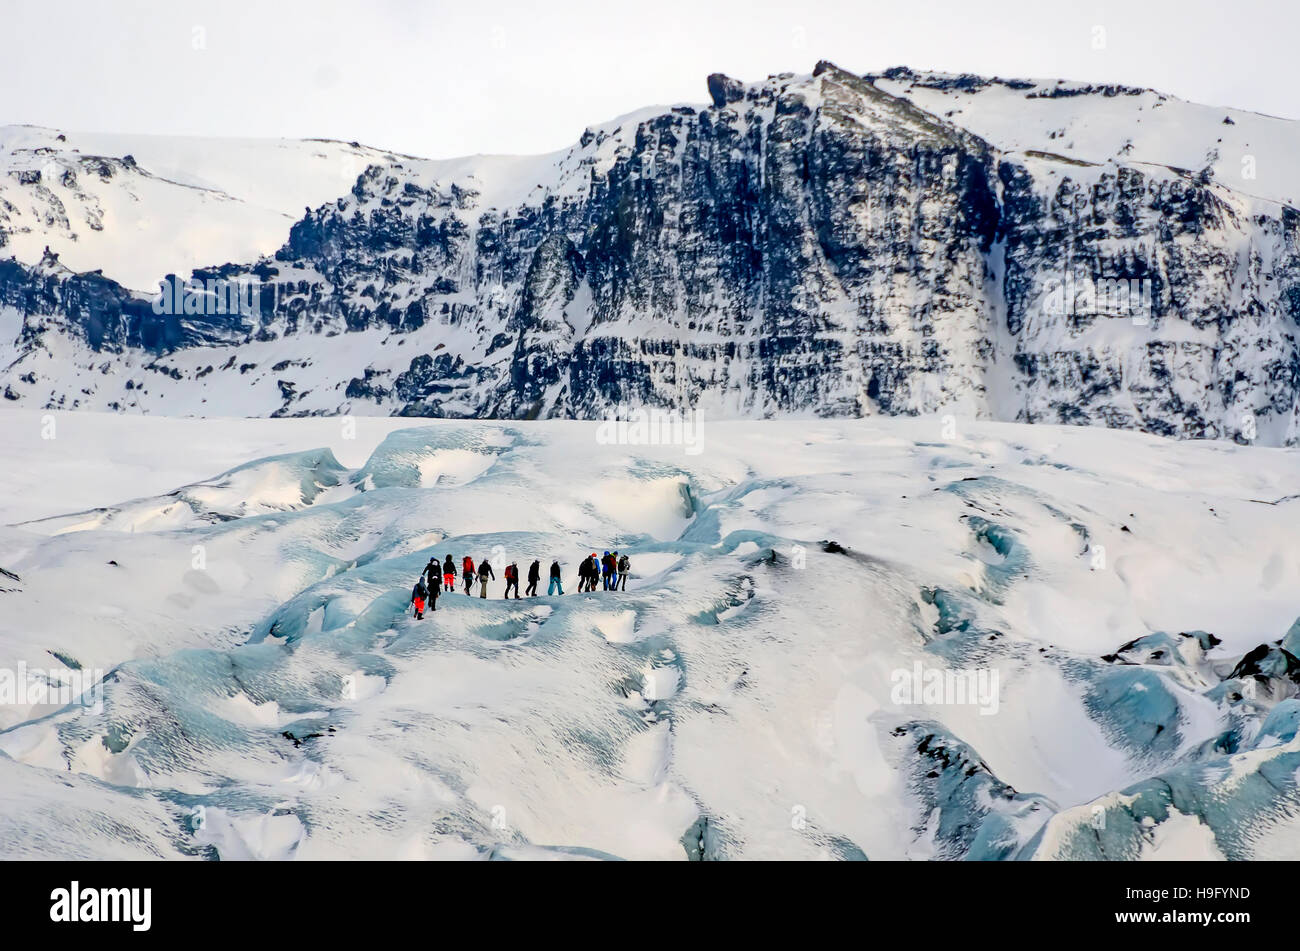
580, 553, 598, 592
462, 555, 475, 595
504, 561, 520, 599
411, 576, 428, 620
617, 552, 630, 591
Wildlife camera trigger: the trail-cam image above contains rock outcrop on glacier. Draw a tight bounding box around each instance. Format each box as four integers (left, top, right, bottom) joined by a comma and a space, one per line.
2, 63, 1299, 443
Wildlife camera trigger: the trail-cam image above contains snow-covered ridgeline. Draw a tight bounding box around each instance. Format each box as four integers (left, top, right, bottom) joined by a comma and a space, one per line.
1, 63, 1298, 442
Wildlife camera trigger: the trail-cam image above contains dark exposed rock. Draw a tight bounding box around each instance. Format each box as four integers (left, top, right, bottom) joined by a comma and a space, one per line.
2, 66, 1299, 443
706, 73, 746, 109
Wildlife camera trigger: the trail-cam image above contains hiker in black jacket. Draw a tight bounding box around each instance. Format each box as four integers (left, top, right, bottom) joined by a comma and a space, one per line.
548, 559, 563, 596
577, 554, 596, 592
526, 559, 541, 597
617, 553, 630, 591
411, 577, 428, 619
418, 561, 441, 612
477, 559, 495, 598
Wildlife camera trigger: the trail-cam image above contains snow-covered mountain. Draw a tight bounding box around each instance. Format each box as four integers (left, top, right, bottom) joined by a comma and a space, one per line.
2, 63, 1299, 444
2, 411, 1298, 859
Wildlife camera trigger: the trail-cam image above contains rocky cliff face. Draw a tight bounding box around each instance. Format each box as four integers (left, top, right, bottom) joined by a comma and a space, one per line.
2, 62, 1298, 444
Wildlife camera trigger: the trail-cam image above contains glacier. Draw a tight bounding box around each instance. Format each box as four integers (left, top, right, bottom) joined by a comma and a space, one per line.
1, 409, 1298, 860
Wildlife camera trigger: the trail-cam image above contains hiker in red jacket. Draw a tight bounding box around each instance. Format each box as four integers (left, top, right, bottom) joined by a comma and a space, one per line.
504, 561, 520, 599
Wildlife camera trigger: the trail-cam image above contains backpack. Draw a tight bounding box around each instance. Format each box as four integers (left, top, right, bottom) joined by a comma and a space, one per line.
618, 555, 629, 573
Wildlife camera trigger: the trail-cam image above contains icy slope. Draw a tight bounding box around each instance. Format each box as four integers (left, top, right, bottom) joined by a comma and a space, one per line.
1, 411, 1298, 859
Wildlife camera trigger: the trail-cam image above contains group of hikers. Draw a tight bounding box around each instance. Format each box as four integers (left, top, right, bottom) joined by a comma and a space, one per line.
409, 551, 632, 618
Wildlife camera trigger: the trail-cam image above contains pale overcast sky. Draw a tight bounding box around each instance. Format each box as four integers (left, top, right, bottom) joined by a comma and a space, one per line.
2, 0, 1294, 159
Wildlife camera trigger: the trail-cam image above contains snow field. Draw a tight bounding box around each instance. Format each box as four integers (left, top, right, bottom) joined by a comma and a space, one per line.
0, 411, 1298, 859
